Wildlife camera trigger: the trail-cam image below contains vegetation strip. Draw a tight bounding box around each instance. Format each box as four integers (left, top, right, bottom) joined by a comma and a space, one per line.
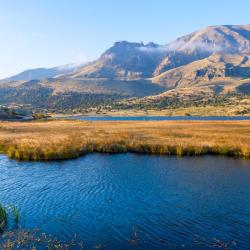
0, 120, 249, 161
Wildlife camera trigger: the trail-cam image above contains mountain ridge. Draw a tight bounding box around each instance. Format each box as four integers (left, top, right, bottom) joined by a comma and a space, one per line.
3, 24, 250, 82
0, 24, 250, 112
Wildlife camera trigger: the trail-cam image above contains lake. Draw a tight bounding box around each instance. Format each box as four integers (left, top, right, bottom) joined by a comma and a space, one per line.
0, 154, 250, 249
65, 116, 250, 121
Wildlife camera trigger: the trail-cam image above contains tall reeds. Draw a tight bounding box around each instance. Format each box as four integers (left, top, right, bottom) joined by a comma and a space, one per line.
0, 204, 7, 233
0, 120, 249, 161
0, 204, 19, 234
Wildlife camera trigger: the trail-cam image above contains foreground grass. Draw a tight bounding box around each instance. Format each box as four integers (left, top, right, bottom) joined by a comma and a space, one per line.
0, 203, 84, 249
0, 229, 84, 250
0, 120, 249, 161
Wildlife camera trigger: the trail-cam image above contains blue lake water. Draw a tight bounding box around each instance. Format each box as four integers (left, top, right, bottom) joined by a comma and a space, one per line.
0, 154, 250, 249
65, 116, 250, 121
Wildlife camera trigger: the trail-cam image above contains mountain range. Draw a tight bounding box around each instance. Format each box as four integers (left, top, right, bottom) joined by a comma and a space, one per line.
1, 24, 250, 111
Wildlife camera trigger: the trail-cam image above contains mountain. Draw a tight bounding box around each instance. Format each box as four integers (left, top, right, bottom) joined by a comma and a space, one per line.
71, 25, 250, 79
68, 41, 164, 79
3, 25, 250, 84
0, 24, 250, 112
0, 64, 84, 83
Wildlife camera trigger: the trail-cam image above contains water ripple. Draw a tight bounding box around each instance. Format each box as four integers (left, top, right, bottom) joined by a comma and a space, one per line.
0, 154, 250, 249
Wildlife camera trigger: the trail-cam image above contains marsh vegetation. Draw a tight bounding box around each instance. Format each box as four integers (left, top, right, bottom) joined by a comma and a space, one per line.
0, 120, 249, 161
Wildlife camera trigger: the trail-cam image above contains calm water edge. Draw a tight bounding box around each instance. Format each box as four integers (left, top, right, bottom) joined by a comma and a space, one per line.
0, 154, 250, 249
65, 116, 250, 121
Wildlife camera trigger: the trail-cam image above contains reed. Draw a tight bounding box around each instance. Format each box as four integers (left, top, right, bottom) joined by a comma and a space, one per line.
0, 120, 249, 161
10, 206, 19, 227
0, 204, 20, 234
0, 204, 7, 233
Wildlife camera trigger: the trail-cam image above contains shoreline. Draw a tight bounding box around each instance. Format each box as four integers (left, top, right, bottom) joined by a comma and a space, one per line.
49, 104, 250, 118
55, 115, 250, 121
51, 112, 250, 118
2, 147, 250, 162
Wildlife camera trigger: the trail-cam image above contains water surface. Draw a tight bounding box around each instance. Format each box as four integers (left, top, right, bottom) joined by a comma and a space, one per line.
0, 154, 250, 249
66, 115, 250, 121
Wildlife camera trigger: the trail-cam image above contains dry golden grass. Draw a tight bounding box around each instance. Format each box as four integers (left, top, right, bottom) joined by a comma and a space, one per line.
0, 120, 249, 161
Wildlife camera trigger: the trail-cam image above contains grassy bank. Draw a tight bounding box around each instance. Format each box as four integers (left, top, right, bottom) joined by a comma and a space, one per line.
0, 120, 249, 161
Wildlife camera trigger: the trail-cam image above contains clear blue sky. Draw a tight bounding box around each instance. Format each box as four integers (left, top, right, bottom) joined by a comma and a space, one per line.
0, 0, 249, 78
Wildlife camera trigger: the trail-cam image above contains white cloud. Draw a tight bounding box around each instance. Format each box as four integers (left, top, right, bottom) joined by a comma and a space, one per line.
138, 39, 225, 54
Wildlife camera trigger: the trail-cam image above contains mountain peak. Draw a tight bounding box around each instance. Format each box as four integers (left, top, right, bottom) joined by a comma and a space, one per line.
167, 25, 250, 54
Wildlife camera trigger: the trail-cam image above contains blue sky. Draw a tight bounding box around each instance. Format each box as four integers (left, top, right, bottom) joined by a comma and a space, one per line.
0, 0, 249, 78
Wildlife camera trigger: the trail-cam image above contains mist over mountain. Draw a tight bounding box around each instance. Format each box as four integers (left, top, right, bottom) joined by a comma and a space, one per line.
0, 63, 84, 83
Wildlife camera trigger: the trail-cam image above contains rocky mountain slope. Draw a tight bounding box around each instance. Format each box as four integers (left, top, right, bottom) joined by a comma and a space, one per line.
68, 41, 164, 79
152, 54, 250, 89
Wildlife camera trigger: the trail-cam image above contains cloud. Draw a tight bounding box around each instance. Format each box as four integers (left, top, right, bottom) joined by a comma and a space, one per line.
138, 45, 168, 53
168, 39, 224, 53
138, 40, 225, 54
56, 62, 85, 72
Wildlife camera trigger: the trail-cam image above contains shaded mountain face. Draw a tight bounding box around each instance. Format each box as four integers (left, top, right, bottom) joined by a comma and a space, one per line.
69, 41, 165, 79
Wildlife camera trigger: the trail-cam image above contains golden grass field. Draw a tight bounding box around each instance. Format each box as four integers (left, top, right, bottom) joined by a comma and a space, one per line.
0, 120, 249, 161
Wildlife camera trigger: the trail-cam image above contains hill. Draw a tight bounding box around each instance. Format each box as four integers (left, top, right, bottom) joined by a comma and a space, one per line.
0, 78, 166, 110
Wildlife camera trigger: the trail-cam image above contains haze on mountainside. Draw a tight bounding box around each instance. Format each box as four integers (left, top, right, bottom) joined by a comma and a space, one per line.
0, 25, 250, 111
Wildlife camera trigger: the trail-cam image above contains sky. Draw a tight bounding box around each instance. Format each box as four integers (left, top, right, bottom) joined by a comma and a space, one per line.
0, 0, 250, 78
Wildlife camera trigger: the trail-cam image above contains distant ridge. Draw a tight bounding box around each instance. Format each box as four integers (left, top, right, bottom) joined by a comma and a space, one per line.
0, 63, 85, 83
